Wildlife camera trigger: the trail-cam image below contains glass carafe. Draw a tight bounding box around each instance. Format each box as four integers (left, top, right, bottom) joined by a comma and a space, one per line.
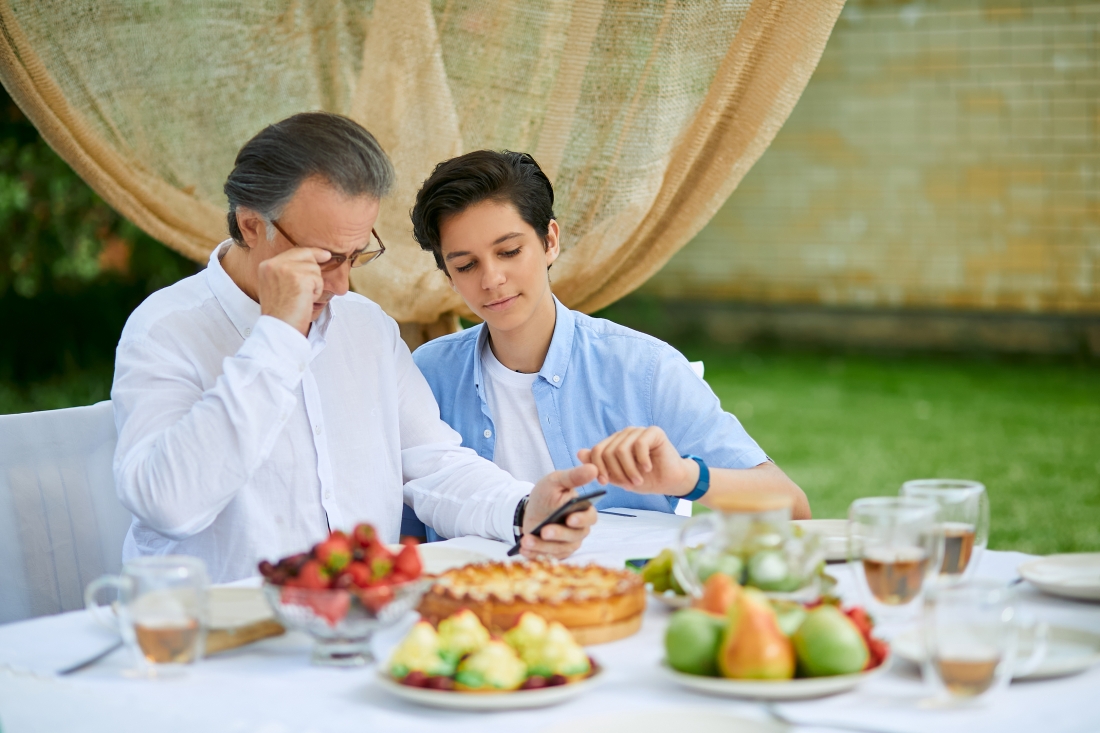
672, 492, 823, 600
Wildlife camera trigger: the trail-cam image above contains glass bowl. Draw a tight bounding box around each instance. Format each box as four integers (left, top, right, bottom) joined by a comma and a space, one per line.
262, 578, 432, 666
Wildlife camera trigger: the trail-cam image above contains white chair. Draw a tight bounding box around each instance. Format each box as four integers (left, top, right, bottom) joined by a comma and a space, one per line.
0, 400, 130, 624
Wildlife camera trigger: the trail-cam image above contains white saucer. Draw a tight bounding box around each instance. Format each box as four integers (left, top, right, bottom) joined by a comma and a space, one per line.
1019, 554, 1100, 601
657, 653, 890, 700
891, 625, 1100, 680
792, 519, 848, 562
376, 668, 603, 710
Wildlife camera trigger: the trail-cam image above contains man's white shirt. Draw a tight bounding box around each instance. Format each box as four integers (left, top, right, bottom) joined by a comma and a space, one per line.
479, 340, 557, 485
112, 241, 531, 582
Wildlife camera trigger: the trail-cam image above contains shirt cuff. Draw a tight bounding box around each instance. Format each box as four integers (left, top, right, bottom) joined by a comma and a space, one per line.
236, 315, 313, 389
494, 482, 533, 543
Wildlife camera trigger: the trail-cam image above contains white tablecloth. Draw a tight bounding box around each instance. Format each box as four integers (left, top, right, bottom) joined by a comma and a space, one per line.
1, 511, 1098, 733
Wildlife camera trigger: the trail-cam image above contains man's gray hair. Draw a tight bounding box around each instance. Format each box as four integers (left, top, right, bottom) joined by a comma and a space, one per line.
223, 112, 395, 243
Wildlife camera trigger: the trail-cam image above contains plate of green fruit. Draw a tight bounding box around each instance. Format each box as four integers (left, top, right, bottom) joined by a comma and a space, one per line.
660, 573, 890, 699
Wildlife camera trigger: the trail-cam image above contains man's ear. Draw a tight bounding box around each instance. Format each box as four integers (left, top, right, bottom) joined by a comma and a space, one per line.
235, 208, 268, 250
544, 219, 561, 269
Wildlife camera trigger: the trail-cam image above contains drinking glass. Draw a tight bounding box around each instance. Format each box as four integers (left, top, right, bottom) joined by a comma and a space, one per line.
848, 497, 944, 618
85, 555, 209, 676
901, 479, 989, 581
922, 580, 1046, 705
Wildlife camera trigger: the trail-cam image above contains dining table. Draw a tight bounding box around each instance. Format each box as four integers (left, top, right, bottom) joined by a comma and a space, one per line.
1, 510, 1098, 733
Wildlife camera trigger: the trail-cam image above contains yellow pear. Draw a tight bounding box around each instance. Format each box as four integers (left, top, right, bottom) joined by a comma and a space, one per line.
717, 588, 795, 680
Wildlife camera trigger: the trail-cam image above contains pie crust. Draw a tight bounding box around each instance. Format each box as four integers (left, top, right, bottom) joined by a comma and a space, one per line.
418, 561, 646, 645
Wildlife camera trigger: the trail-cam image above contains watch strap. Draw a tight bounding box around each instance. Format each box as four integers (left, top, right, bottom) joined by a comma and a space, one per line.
681, 455, 710, 502
513, 495, 530, 543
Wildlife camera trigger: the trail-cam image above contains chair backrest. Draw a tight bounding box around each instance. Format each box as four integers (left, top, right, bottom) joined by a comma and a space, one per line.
0, 400, 130, 624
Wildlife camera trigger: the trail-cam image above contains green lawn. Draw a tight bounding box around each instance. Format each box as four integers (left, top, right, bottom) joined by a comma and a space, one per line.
683, 348, 1100, 556
2, 346, 1098, 556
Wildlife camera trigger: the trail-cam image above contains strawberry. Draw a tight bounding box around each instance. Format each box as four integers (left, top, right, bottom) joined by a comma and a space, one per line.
343, 561, 373, 589
315, 533, 352, 573
370, 556, 394, 582
295, 559, 332, 590
388, 570, 413, 585
305, 591, 350, 626
352, 523, 381, 551
359, 584, 394, 614
394, 544, 422, 579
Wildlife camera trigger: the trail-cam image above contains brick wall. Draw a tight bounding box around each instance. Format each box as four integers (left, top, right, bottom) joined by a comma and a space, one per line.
644, 0, 1100, 315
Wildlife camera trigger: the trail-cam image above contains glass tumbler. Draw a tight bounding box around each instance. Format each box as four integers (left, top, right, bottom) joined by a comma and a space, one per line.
85, 555, 209, 676
922, 580, 1046, 704
848, 497, 944, 618
901, 479, 989, 581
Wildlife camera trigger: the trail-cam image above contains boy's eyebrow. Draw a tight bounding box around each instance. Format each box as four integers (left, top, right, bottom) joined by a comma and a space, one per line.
444, 231, 524, 260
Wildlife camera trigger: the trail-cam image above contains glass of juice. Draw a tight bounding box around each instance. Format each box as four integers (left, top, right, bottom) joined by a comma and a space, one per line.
922, 580, 1046, 705
901, 479, 989, 581
848, 497, 944, 621
85, 555, 209, 676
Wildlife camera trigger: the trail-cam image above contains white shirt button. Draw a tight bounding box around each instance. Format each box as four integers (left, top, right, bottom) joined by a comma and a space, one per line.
314, 424, 322, 435
324, 491, 332, 500
483, 429, 492, 438
552, 375, 560, 383
244, 328, 251, 337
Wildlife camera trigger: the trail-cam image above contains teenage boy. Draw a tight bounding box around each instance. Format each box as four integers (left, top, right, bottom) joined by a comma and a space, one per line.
401, 151, 809, 539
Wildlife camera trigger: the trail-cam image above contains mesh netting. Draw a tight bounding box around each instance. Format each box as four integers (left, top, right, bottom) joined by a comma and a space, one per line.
0, 0, 842, 328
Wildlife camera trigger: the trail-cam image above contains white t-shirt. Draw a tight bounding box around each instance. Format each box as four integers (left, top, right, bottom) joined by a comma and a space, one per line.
480, 340, 557, 485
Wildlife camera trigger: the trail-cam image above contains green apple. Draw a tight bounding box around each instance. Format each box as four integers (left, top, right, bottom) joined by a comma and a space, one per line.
665, 609, 727, 676
791, 605, 869, 677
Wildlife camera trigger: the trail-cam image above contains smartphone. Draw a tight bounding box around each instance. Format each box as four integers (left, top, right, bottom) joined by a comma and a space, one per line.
506, 489, 608, 556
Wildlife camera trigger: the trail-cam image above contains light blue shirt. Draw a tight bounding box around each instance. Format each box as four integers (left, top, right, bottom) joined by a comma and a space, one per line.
401, 297, 768, 537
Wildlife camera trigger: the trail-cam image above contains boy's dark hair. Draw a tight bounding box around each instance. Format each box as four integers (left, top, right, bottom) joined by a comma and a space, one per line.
411, 150, 555, 272
224, 112, 394, 243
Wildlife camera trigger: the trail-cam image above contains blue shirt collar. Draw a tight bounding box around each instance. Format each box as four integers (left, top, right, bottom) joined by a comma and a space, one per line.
472, 295, 575, 395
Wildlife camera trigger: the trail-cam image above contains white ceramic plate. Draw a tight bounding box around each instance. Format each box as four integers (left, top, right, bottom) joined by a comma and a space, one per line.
792, 519, 848, 562
376, 668, 604, 710
387, 545, 492, 577
657, 654, 891, 700
1019, 554, 1100, 601
539, 709, 786, 733
891, 625, 1100, 680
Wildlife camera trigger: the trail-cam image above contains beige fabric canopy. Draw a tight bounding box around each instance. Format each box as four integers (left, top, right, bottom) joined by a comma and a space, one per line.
0, 0, 842, 337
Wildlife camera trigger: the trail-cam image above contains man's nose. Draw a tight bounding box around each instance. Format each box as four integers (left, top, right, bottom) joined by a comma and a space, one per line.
324, 267, 350, 297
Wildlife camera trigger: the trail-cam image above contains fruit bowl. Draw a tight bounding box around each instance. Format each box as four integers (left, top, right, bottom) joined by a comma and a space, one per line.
262, 578, 432, 666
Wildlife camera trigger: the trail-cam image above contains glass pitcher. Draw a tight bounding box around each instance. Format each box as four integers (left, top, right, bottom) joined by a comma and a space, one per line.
672, 492, 824, 600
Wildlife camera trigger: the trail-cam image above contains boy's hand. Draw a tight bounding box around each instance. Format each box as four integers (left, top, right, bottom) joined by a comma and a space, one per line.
521, 463, 599, 559
577, 426, 699, 497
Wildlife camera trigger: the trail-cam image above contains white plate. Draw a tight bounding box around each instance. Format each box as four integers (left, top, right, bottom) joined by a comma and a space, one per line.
539, 709, 786, 733
793, 519, 848, 562
376, 668, 604, 710
388, 544, 492, 576
891, 625, 1100, 680
658, 654, 891, 700
1019, 554, 1100, 601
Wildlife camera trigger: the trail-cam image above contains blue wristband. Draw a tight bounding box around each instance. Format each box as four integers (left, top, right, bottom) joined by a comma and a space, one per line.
680, 455, 710, 502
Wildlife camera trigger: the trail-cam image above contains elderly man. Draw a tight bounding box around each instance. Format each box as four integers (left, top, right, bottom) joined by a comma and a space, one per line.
111, 113, 597, 582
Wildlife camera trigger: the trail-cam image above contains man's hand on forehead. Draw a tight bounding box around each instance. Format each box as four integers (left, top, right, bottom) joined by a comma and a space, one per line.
257, 247, 332, 337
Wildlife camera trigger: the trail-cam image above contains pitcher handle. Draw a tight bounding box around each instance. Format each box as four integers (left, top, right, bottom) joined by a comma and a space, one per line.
672, 511, 721, 598
84, 575, 130, 632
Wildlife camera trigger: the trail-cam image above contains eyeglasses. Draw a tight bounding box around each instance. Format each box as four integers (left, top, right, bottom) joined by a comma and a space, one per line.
270, 219, 385, 271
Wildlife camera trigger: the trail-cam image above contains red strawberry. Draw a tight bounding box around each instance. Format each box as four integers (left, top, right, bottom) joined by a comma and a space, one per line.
352, 523, 380, 550
315, 533, 352, 573
394, 544, 422, 579
388, 570, 412, 585
359, 584, 394, 614
306, 591, 350, 626
343, 561, 373, 589
295, 559, 332, 590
